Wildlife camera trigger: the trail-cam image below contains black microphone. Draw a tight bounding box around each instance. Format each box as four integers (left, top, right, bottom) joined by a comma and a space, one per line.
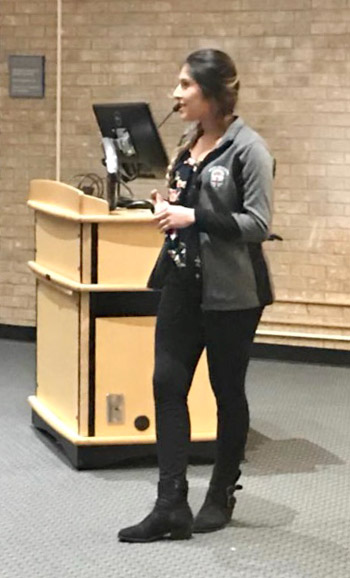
157, 103, 181, 129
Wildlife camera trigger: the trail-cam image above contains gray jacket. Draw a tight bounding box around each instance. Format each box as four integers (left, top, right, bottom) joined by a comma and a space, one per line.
194, 117, 274, 310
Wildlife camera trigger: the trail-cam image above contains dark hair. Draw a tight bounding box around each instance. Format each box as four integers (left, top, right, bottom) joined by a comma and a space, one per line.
185, 49, 240, 116
166, 49, 240, 185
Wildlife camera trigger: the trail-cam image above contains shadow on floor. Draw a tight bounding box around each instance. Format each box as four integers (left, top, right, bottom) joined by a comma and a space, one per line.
244, 428, 344, 476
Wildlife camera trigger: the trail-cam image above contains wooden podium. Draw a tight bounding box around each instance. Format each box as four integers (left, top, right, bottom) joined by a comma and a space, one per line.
27, 180, 216, 468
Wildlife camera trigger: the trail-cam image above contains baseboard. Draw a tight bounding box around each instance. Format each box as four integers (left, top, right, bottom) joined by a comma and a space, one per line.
1, 323, 349, 366
0, 324, 36, 342
251, 342, 350, 366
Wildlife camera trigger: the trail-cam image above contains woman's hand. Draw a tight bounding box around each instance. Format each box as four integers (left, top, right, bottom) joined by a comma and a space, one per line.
153, 204, 195, 232
150, 189, 168, 214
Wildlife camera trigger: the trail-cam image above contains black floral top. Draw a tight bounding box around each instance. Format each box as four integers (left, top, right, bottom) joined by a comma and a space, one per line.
166, 150, 202, 286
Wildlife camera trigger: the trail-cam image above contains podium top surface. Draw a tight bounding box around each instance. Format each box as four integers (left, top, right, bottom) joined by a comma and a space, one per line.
28, 179, 155, 223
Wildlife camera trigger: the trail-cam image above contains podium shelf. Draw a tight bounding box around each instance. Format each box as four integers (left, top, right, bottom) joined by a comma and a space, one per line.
28, 261, 153, 293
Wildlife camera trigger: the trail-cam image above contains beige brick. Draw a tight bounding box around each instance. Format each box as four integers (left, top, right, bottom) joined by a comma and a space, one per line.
242, 0, 310, 8
274, 201, 309, 215
107, 1, 172, 12
3, 14, 30, 25
309, 203, 345, 217
311, 22, 349, 35
30, 14, 56, 25
172, 0, 240, 10
15, 2, 45, 14
327, 165, 350, 177
290, 164, 326, 176
312, 0, 348, 9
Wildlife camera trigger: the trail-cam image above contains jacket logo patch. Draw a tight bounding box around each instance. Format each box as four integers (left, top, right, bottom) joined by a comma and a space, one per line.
209, 166, 229, 189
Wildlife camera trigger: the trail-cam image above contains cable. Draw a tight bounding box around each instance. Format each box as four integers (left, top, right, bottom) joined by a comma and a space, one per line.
71, 173, 105, 198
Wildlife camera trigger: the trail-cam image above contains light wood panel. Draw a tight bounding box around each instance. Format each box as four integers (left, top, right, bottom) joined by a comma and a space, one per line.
29, 179, 83, 212
36, 212, 81, 282
36, 281, 80, 433
81, 223, 92, 284
94, 317, 156, 439
78, 293, 90, 436
29, 179, 109, 217
97, 222, 162, 286
94, 317, 216, 440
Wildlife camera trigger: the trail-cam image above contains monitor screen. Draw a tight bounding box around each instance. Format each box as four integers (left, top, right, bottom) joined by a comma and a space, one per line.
93, 102, 169, 181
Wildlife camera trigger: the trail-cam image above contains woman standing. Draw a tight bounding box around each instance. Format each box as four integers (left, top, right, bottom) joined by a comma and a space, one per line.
118, 48, 274, 543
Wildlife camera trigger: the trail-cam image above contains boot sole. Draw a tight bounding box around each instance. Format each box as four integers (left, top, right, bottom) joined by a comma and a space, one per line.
193, 521, 229, 533
118, 530, 192, 543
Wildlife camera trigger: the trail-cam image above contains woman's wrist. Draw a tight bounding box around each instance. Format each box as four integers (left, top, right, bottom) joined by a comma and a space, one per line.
187, 208, 195, 225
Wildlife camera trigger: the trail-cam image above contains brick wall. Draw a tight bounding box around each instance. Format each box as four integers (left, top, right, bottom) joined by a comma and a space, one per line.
1, 0, 350, 348
0, 0, 57, 326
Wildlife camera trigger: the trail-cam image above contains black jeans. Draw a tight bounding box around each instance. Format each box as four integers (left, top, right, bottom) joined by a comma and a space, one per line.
153, 282, 263, 486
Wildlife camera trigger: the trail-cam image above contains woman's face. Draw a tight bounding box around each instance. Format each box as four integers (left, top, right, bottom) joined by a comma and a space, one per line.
173, 64, 212, 122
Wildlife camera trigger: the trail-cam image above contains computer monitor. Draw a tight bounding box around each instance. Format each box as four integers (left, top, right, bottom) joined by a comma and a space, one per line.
93, 102, 169, 209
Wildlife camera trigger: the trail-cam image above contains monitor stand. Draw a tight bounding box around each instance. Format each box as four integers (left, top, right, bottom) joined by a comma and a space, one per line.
106, 169, 154, 212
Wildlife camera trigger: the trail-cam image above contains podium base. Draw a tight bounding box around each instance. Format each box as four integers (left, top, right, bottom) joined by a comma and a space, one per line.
31, 409, 216, 470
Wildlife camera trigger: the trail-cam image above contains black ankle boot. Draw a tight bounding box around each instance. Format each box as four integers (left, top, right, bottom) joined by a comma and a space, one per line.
193, 482, 242, 533
118, 479, 193, 543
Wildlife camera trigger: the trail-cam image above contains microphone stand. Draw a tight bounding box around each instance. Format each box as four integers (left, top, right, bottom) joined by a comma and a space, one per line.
157, 103, 180, 129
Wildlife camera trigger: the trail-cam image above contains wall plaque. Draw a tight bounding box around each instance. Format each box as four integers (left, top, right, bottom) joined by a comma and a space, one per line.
9, 55, 45, 98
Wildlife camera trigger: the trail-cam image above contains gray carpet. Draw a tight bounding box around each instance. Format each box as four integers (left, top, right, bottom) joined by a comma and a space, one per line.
0, 338, 349, 577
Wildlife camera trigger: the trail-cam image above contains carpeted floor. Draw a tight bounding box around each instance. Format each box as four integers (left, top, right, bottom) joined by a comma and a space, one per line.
0, 338, 349, 577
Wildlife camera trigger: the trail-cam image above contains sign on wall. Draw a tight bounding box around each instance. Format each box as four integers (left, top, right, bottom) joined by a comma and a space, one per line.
9, 55, 45, 98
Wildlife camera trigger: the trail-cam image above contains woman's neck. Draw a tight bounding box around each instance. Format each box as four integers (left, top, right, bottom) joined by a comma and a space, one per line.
200, 112, 236, 138
200, 117, 226, 139
189, 114, 235, 162
190, 124, 224, 162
